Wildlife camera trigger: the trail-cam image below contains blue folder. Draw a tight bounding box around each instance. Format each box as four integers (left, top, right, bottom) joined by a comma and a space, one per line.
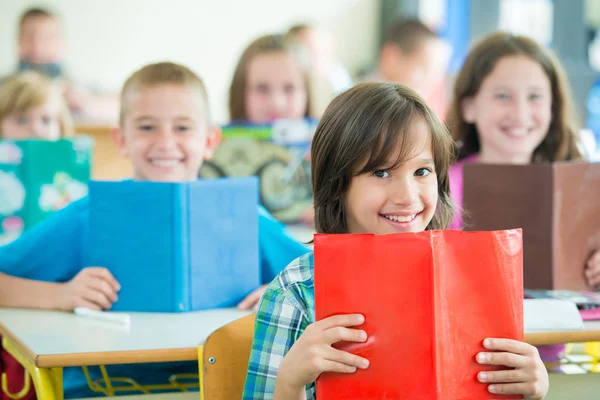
88, 177, 260, 312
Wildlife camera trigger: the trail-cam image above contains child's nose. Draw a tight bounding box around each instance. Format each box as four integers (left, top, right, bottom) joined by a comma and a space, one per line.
32, 120, 47, 139
512, 96, 532, 126
391, 177, 419, 205
155, 129, 178, 147
271, 91, 287, 111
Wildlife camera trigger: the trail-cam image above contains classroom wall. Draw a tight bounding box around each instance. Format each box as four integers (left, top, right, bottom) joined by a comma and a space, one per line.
0, 0, 379, 124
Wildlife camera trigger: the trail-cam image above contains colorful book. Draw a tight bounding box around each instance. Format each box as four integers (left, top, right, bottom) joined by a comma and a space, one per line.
314, 230, 523, 399
463, 162, 600, 290
0, 137, 92, 244
87, 178, 260, 313
198, 119, 316, 223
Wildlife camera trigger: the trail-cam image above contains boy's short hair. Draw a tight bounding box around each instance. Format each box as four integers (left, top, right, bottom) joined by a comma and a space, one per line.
384, 19, 439, 54
0, 72, 73, 137
19, 7, 58, 32
119, 62, 210, 126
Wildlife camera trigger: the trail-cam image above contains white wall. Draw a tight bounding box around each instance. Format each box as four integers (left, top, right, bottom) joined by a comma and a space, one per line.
0, 0, 379, 123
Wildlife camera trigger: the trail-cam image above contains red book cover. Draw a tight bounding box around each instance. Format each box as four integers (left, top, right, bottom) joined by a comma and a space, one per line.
314, 230, 523, 400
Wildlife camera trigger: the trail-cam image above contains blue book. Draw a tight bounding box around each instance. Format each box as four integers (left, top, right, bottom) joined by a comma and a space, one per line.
87, 177, 260, 312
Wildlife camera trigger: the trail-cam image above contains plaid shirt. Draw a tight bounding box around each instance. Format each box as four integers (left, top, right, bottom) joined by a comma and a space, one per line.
243, 252, 316, 400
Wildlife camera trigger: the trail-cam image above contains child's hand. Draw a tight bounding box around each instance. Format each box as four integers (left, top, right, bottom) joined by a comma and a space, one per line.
58, 267, 120, 311
275, 314, 369, 396
237, 284, 268, 311
585, 250, 600, 288
476, 338, 548, 399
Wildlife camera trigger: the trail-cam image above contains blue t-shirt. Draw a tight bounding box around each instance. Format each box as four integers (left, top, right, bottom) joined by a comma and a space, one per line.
0, 197, 309, 398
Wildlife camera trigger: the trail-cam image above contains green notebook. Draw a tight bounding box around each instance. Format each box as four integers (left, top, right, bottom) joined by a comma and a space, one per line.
0, 137, 93, 244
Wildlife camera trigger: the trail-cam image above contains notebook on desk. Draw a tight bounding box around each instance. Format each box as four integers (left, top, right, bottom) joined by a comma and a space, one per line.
88, 178, 260, 313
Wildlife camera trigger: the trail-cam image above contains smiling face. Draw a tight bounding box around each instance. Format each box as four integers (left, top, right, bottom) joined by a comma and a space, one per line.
344, 117, 439, 234
113, 83, 220, 182
461, 56, 552, 164
244, 51, 308, 123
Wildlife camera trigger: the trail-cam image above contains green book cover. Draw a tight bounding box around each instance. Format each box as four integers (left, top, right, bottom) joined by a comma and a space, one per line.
0, 137, 93, 244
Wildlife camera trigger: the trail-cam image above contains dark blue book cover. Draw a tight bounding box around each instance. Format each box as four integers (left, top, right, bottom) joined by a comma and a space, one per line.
88, 177, 260, 312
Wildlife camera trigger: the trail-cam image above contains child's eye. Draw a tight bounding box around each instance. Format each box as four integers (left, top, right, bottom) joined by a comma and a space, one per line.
529, 93, 542, 101
175, 125, 191, 133
41, 116, 52, 125
415, 168, 432, 177
373, 170, 390, 178
494, 93, 510, 101
255, 84, 269, 94
16, 116, 29, 125
284, 84, 296, 94
138, 125, 155, 132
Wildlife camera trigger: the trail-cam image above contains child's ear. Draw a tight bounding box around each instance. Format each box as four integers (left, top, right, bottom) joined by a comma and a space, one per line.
203, 126, 222, 160
461, 97, 476, 123
110, 127, 129, 158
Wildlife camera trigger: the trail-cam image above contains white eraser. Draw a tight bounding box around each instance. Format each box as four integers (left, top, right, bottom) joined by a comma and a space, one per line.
74, 307, 131, 326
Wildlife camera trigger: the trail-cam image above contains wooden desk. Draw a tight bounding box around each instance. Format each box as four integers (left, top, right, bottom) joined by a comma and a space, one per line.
0, 308, 249, 400
75, 125, 132, 180
525, 320, 600, 345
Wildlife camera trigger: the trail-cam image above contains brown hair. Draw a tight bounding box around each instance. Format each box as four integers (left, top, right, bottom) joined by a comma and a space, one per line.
119, 62, 210, 126
228, 34, 311, 121
19, 7, 57, 32
311, 82, 455, 234
447, 32, 583, 162
0, 72, 73, 137
384, 19, 439, 54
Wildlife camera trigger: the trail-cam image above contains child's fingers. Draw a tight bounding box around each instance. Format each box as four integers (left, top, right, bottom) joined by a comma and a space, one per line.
589, 273, 600, 287
82, 288, 113, 310
477, 351, 528, 368
324, 326, 367, 345
237, 291, 261, 310
486, 382, 541, 397
86, 267, 121, 291
319, 360, 357, 374
86, 278, 119, 303
478, 368, 531, 384
325, 347, 369, 370
483, 338, 538, 357
76, 299, 102, 311
315, 314, 364, 330
588, 250, 600, 267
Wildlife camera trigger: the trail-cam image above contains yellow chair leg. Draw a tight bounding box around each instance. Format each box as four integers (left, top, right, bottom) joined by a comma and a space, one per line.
1, 369, 31, 400
198, 345, 204, 400
2, 337, 63, 400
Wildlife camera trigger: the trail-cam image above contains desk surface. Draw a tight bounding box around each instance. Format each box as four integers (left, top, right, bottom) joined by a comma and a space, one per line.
2, 306, 600, 368
0, 307, 249, 368
524, 320, 600, 345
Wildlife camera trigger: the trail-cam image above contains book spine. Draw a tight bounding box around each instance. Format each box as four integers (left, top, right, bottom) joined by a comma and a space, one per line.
173, 184, 190, 312
431, 232, 443, 400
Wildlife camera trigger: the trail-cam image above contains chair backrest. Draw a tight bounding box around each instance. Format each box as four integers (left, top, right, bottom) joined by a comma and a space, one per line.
201, 314, 255, 400
75, 126, 133, 180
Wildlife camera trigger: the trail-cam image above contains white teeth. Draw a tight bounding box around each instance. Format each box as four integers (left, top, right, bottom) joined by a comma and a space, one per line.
383, 214, 416, 223
150, 159, 180, 167
504, 129, 528, 137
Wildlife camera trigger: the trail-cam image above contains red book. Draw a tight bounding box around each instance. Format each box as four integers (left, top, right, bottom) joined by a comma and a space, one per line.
314, 230, 524, 400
